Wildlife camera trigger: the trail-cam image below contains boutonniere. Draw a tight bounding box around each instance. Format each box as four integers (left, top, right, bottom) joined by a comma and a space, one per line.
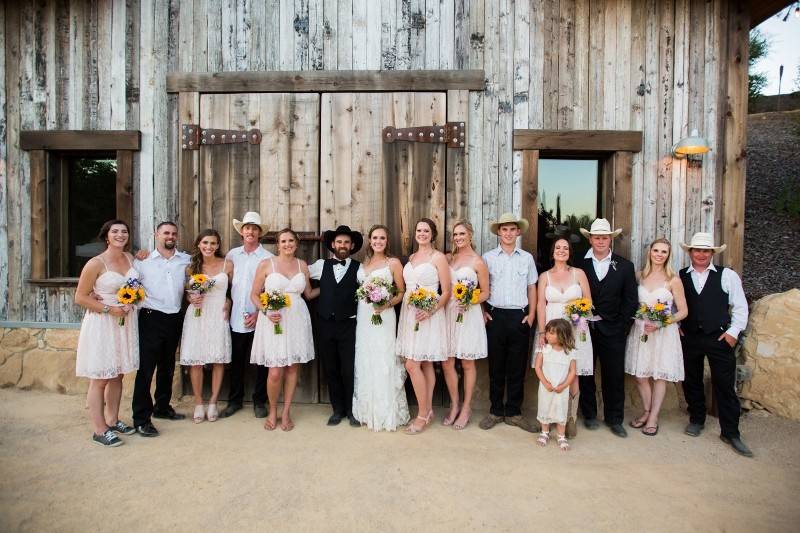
610, 260, 618, 272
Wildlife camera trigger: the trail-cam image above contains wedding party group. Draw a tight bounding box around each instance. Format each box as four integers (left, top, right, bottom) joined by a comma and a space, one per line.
73, 209, 752, 457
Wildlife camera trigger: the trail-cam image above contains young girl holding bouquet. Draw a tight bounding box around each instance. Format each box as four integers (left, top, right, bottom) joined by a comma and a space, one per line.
534, 319, 577, 451
179, 229, 233, 424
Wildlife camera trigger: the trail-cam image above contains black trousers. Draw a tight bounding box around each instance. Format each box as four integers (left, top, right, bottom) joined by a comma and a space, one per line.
317, 317, 356, 416
228, 330, 268, 407
486, 307, 530, 417
681, 331, 741, 438
579, 324, 627, 425
132, 309, 182, 426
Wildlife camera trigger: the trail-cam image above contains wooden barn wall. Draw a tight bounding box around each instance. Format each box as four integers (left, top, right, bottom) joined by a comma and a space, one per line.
0, 0, 750, 323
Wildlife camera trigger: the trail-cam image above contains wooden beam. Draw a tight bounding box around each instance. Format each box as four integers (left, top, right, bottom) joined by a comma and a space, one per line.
115, 150, 134, 226
20, 130, 141, 151
520, 150, 539, 255
166, 70, 486, 93
513, 129, 643, 152
612, 151, 634, 260
29, 150, 47, 280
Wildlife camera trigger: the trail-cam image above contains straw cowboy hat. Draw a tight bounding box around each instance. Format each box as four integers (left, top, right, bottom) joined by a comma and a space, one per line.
322, 225, 364, 254
579, 218, 623, 239
232, 211, 268, 235
680, 232, 727, 254
489, 213, 529, 235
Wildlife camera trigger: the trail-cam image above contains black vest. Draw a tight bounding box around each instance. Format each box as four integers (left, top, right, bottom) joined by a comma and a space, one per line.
579, 254, 636, 335
680, 265, 730, 334
317, 259, 359, 321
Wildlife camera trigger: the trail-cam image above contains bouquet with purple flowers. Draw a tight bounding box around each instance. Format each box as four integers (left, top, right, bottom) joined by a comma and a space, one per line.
355, 277, 397, 325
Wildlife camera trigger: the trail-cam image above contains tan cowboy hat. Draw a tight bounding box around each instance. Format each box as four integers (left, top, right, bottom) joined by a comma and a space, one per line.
232, 211, 268, 235
579, 218, 623, 239
489, 212, 529, 235
680, 232, 727, 254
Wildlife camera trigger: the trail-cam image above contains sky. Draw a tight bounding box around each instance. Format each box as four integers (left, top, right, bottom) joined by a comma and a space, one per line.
754, 9, 800, 95
537, 159, 598, 220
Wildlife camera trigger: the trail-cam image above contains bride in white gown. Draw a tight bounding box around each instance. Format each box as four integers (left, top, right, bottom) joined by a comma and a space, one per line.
352, 225, 410, 431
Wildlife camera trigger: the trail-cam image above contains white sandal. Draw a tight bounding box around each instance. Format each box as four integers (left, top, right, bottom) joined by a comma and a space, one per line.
207, 403, 219, 422
536, 431, 550, 447
558, 434, 570, 452
193, 404, 205, 424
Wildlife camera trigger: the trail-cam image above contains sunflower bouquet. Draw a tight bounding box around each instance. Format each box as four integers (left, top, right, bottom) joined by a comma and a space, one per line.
634, 300, 673, 342
564, 298, 594, 342
355, 278, 396, 326
452, 279, 481, 323
407, 287, 439, 332
186, 273, 217, 317
116, 278, 145, 326
259, 290, 292, 334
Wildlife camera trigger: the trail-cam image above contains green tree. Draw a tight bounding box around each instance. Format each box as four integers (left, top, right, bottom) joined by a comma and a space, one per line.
749, 29, 770, 102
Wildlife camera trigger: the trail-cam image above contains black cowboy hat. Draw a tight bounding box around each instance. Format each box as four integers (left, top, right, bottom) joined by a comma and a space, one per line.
322, 225, 363, 255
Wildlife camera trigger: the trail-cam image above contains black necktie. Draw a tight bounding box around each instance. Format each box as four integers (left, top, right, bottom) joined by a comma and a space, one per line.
334, 260, 346, 266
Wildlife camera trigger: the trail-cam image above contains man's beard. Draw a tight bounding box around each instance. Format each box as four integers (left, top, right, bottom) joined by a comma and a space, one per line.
334, 247, 350, 259
164, 241, 176, 249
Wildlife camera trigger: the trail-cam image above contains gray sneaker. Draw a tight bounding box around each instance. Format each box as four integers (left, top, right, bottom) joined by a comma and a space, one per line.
92, 429, 123, 447
110, 420, 136, 435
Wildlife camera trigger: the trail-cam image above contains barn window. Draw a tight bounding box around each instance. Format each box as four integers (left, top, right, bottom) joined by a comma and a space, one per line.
20, 131, 140, 284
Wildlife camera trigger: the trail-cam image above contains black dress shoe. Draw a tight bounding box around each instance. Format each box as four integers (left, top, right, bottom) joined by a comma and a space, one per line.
720, 435, 754, 457
327, 413, 344, 426
347, 414, 360, 427
685, 422, 704, 437
253, 405, 268, 418
583, 418, 600, 430
607, 423, 628, 438
152, 407, 186, 421
136, 422, 160, 437
220, 403, 242, 418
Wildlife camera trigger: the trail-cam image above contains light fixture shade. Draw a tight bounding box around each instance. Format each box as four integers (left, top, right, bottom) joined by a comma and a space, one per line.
673, 129, 710, 157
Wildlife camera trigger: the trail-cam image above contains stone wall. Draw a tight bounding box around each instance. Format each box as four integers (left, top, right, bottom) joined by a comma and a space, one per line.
0, 327, 180, 400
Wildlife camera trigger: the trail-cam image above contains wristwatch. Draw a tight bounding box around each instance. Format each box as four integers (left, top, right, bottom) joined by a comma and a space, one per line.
102, 305, 110, 314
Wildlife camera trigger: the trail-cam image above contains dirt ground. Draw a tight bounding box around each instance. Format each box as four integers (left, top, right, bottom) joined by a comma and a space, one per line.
1, 389, 798, 533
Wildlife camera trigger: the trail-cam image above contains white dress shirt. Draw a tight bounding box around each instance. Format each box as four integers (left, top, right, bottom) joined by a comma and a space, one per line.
584, 249, 613, 281
482, 246, 538, 309
686, 264, 749, 338
133, 250, 191, 314
308, 257, 351, 283
227, 245, 274, 333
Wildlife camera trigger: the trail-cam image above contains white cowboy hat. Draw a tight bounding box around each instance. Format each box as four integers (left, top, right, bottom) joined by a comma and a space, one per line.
680, 232, 727, 253
232, 211, 268, 235
489, 212, 529, 235
579, 218, 623, 239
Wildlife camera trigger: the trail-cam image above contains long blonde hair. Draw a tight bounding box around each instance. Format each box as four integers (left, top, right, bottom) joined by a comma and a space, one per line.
450, 220, 475, 258
641, 238, 676, 280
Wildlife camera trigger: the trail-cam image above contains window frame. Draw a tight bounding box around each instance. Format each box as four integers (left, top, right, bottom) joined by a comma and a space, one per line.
514, 129, 642, 260
20, 130, 140, 285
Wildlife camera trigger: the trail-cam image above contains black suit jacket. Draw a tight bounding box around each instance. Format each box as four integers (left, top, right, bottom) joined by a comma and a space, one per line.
579, 253, 638, 337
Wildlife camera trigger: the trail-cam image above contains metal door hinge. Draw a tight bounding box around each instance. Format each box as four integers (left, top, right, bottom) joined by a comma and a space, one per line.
382, 122, 466, 148
182, 124, 262, 150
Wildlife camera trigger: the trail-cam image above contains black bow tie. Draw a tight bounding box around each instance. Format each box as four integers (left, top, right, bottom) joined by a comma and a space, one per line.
333, 259, 347, 266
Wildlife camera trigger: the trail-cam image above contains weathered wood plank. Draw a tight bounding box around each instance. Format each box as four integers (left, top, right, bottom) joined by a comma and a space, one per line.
513, 0, 530, 130
453, 0, 468, 70
322, 0, 338, 69
424, 0, 440, 69
480, 0, 499, 253
308, 0, 324, 70
558, 0, 576, 129
227, 94, 258, 246
446, 89, 469, 233
572, 0, 589, 129
439, 0, 455, 70
293, 0, 310, 70
0, 1, 8, 317
166, 69, 486, 92
336, 0, 353, 69
192, 0, 209, 72
528, 0, 544, 130
655, 0, 674, 241
20, 130, 141, 150
628, 0, 645, 265
235, 0, 251, 70
496, 0, 514, 216
258, 93, 290, 232
670, 0, 690, 267
288, 94, 320, 233
7, 6, 25, 319
520, 149, 539, 254
54, 0, 70, 129
352, 0, 368, 69
614, 0, 631, 131
587, 0, 603, 129
178, 92, 200, 249
612, 151, 633, 260
29, 151, 46, 280
701, 0, 722, 235
110, 0, 127, 129
97, 0, 113, 129
601, 0, 617, 129
513, 130, 643, 152
640, 0, 659, 253
720, 1, 748, 272
409, 0, 425, 70
151, 0, 171, 224
541, 0, 559, 129
206, 0, 223, 71
116, 149, 134, 229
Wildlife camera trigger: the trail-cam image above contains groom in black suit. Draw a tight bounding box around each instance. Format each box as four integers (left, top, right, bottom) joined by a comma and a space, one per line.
308, 226, 363, 427
578, 219, 638, 438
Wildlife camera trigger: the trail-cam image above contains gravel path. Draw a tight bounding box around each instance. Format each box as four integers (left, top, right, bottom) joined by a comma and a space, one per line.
744, 110, 800, 301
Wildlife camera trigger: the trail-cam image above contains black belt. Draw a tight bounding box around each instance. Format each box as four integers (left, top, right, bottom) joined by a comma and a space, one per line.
140, 308, 181, 318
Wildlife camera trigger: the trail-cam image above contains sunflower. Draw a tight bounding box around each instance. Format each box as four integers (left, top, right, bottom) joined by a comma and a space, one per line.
117, 287, 136, 305
577, 300, 591, 312
654, 302, 666, 312
191, 273, 209, 285
259, 293, 269, 306
470, 288, 481, 304
284, 295, 292, 307
136, 287, 146, 300
453, 283, 467, 299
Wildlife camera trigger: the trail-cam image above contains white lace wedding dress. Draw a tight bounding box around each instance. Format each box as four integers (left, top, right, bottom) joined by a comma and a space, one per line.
352, 264, 410, 431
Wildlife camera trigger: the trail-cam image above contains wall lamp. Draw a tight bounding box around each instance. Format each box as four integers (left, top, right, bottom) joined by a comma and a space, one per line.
672, 129, 710, 159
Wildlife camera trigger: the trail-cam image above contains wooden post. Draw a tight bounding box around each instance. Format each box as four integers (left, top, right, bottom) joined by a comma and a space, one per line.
521, 150, 539, 255
29, 150, 47, 279
116, 150, 134, 228
612, 151, 634, 260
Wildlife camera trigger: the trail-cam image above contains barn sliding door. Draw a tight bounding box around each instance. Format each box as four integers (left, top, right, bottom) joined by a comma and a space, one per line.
320, 92, 447, 256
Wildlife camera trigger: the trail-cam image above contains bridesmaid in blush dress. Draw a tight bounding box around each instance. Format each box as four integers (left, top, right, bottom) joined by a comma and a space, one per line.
441, 221, 489, 430
74, 219, 139, 447
395, 218, 451, 434
249, 228, 319, 432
